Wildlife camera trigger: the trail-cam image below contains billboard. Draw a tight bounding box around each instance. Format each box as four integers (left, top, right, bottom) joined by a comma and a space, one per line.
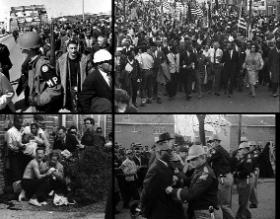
247, 0, 267, 11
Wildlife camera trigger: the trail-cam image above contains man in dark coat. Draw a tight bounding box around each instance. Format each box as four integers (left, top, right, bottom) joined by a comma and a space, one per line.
78, 49, 112, 112
53, 126, 79, 153
268, 39, 280, 97
221, 41, 240, 97
140, 132, 185, 219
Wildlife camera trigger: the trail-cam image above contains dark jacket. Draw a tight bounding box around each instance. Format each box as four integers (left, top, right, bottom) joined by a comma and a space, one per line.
141, 159, 185, 219
222, 49, 240, 78
208, 145, 232, 176
78, 68, 112, 112
53, 134, 79, 153
268, 47, 280, 83
0, 43, 13, 80
171, 163, 219, 211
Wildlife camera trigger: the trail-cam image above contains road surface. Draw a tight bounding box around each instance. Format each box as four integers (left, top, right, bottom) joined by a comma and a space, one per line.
115, 178, 275, 219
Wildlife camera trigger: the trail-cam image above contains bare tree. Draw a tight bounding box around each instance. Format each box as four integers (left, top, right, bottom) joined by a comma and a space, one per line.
196, 114, 206, 145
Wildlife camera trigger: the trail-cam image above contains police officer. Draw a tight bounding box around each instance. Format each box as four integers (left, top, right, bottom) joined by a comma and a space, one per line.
208, 134, 235, 219
232, 142, 255, 219
18, 32, 62, 112
248, 141, 260, 208
166, 145, 223, 219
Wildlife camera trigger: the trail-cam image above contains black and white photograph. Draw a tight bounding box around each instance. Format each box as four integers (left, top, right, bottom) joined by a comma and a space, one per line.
0, 0, 112, 113
114, 114, 275, 219
0, 114, 112, 218
114, 0, 280, 112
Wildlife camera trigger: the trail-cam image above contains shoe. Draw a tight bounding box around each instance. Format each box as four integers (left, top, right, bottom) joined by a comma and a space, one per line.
272, 93, 278, 97
186, 96, 191, 100
249, 203, 257, 208
18, 190, 26, 202
228, 94, 232, 98
157, 98, 162, 104
147, 99, 152, 104
29, 199, 42, 206
214, 92, 220, 96
40, 201, 48, 206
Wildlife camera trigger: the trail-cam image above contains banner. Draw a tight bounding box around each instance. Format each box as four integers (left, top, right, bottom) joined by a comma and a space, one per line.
247, 0, 266, 11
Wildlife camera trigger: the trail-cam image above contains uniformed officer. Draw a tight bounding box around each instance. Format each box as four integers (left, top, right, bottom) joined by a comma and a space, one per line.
166, 145, 223, 219
18, 32, 62, 112
232, 142, 255, 219
207, 134, 235, 219
248, 141, 259, 208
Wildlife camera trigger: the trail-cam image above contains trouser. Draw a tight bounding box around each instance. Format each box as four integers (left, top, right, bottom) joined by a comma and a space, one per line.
21, 178, 50, 202
131, 77, 139, 105
271, 82, 279, 94
9, 151, 25, 183
218, 173, 235, 219
249, 169, 259, 206
236, 175, 254, 219
166, 73, 178, 97
212, 64, 222, 93
123, 180, 140, 206
194, 208, 223, 219
194, 70, 202, 95
37, 94, 63, 113
142, 69, 153, 99
182, 71, 194, 97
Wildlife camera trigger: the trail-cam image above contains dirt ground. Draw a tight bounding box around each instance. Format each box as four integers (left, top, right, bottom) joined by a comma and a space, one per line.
0, 200, 105, 219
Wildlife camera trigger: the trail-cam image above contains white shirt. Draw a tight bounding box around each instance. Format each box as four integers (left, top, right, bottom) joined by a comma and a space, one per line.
6, 126, 22, 152
99, 69, 111, 87
209, 47, 223, 64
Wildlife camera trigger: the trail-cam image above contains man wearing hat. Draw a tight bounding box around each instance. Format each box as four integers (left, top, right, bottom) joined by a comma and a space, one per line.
120, 149, 139, 209
166, 145, 223, 219
207, 134, 235, 219
78, 49, 112, 112
232, 142, 256, 219
140, 132, 185, 219
248, 141, 260, 209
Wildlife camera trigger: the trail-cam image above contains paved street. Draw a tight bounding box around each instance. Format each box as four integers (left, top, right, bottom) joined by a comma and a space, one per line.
115, 178, 275, 219
137, 89, 279, 112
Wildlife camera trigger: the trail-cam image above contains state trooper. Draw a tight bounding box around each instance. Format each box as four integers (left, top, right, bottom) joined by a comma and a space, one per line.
166, 145, 223, 219
232, 142, 256, 219
207, 134, 235, 219
248, 141, 260, 209
17, 31, 62, 112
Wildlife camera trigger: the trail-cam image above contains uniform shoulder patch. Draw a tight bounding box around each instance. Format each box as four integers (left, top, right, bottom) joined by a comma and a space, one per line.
41, 65, 49, 73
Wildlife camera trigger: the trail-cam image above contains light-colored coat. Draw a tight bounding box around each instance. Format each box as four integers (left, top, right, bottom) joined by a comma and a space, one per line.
56, 53, 89, 107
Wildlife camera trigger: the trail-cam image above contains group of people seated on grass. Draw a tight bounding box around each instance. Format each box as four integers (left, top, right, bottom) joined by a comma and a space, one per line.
4, 115, 106, 206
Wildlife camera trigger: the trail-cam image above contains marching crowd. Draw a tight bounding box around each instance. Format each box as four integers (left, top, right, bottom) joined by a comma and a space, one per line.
0, 15, 112, 113
115, 6, 280, 111
3, 115, 108, 206
114, 132, 275, 219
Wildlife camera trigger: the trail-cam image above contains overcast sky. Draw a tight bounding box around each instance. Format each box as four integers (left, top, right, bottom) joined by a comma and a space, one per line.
0, 0, 111, 20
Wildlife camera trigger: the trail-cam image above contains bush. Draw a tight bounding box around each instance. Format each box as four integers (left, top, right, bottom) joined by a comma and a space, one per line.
66, 147, 111, 205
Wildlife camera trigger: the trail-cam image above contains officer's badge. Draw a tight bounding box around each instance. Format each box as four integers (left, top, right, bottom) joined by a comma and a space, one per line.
41, 65, 49, 73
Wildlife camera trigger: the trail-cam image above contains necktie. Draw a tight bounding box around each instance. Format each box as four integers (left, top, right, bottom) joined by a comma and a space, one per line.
214, 49, 217, 64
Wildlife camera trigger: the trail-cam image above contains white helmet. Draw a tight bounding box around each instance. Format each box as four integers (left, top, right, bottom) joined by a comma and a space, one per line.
187, 145, 206, 161
93, 49, 112, 64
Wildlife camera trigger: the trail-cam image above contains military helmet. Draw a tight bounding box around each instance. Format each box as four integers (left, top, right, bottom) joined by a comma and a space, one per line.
19, 32, 41, 49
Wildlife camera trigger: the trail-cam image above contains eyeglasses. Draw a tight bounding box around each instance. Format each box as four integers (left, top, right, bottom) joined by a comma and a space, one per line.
84, 122, 92, 125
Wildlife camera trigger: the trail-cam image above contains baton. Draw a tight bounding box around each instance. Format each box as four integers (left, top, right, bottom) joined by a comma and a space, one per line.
209, 206, 215, 219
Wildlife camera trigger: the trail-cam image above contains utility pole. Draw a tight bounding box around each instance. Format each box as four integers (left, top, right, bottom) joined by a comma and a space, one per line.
238, 114, 242, 144
82, 0, 85, 21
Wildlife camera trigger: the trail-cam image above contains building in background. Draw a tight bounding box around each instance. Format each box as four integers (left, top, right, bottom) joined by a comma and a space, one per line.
115, 115, 174, 147
115, 114, 275, 152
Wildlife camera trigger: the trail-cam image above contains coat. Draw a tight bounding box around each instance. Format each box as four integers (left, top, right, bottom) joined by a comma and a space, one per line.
222, 50, 240, 79
141, 159, 185, 219
268, 48, 280, 83
56, 53, 89, 108
78, 69, 112, 112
